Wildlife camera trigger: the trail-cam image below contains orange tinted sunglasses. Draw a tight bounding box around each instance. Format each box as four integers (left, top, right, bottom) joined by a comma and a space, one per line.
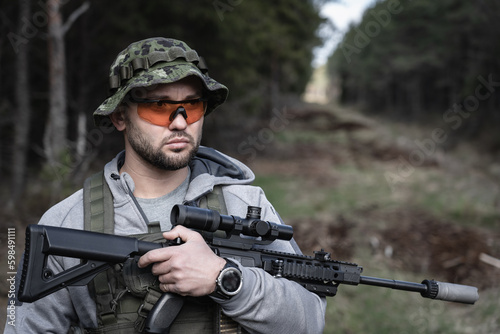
130, 96, 207, 127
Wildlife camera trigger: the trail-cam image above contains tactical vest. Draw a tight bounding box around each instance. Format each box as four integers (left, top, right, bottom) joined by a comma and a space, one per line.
75, 171, 247, 334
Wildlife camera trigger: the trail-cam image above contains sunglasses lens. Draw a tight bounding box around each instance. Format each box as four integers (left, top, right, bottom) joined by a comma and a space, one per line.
137, 100, 206, 126
182, 100, 206, 124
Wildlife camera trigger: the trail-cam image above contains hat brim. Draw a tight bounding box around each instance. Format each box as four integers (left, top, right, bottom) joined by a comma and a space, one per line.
93, 60, 228, 126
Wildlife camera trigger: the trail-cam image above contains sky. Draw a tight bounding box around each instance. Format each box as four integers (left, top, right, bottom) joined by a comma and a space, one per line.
313, 0, 377, 67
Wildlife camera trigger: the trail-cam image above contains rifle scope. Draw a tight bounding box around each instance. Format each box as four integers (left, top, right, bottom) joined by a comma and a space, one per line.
171, 205, 294, 241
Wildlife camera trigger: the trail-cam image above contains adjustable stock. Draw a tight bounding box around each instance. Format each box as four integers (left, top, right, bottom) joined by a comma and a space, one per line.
18, 225, 163, 303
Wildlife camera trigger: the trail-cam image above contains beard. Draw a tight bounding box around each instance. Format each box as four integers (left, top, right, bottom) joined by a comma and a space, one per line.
125, 118, 200, 171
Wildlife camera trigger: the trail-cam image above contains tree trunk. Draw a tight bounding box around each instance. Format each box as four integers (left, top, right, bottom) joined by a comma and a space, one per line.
44, 0, 68, 181
10, 0, 32, 207
73, 11, 91, 182
43, 1, 89, 188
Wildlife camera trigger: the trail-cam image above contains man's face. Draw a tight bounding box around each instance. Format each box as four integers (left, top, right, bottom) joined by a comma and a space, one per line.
116, 76, 205, 171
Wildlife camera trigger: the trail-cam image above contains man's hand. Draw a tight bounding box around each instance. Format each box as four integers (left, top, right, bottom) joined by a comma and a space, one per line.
137, 225, 226, 296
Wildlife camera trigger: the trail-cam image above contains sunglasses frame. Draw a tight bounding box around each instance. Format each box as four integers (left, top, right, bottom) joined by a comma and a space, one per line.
127, 95, 208, 126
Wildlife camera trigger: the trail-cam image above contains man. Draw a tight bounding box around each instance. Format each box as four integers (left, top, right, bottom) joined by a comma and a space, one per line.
5, 38, 326, 333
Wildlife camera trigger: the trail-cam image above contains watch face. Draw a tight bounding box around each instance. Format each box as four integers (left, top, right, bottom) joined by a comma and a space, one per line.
221, 268, 242, 294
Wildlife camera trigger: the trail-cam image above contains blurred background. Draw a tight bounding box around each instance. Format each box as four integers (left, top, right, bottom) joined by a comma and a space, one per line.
1, 0, 499, 332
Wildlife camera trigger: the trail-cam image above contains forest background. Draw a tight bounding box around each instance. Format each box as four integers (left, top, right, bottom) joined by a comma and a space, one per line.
1, 0, 500, 333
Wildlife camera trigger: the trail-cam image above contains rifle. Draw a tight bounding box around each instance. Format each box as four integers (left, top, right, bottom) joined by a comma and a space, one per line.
18, 205, 479, 333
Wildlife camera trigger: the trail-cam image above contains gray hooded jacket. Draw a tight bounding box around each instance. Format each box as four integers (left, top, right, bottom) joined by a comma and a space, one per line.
4, 147, 326, 334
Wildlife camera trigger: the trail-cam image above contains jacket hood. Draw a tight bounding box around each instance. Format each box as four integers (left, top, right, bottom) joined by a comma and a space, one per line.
103, 146, 255, 204
186, 146, 255, 201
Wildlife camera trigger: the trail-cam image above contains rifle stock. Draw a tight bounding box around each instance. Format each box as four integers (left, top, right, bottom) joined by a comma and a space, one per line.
18, 224, 165, 303
18, 205, 479, 307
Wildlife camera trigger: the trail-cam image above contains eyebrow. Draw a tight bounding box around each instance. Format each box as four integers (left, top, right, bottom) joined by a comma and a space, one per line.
147, 92, 203, 100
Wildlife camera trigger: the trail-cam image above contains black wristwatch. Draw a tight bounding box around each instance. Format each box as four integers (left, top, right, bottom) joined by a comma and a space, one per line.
210, 258, 243, 299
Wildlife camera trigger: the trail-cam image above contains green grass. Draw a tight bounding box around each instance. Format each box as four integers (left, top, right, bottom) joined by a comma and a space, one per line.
252, 103, 499, 333
254, 163, 399, 221
390, 167, 500, 229
254, 163, 499, 333
322, 243, 484, 334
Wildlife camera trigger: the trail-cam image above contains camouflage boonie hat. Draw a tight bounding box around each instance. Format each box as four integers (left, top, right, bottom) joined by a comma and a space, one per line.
93, 37, 228, 126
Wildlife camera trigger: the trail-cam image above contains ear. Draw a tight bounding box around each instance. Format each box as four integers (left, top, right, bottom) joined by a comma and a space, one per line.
109, 109, 126, 131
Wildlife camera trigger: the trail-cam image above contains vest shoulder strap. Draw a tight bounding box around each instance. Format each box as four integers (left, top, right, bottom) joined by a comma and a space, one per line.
83, 171, 114, 234
199, 185, 228, 215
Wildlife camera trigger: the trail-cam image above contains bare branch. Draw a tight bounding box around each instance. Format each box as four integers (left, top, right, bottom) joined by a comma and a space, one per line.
61, 1, 90, 36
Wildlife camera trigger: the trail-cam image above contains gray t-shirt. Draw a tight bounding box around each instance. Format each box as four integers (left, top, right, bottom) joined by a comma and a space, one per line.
136, 169, 190, 231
